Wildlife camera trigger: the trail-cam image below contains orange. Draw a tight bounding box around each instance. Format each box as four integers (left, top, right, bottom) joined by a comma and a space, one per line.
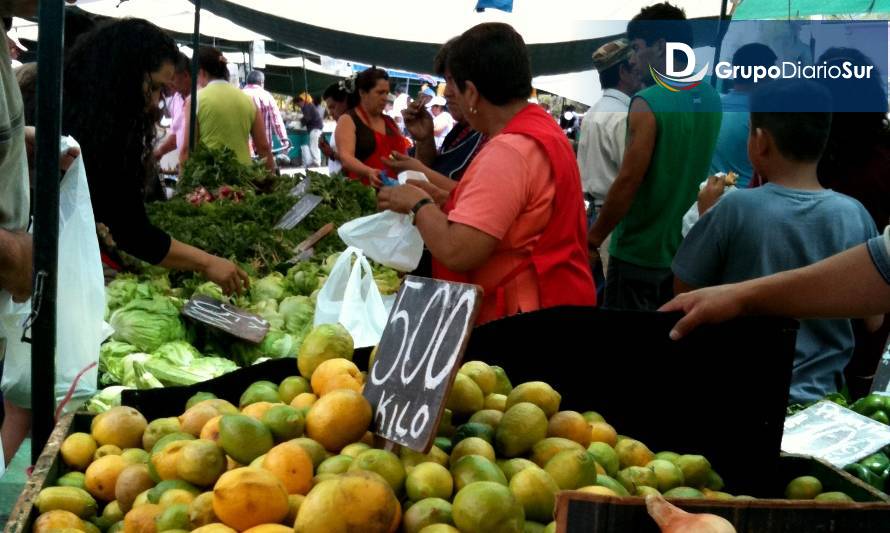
262, 442, 314, 495
92, 407, 148, 450
290, 393, 318, 410
180, 400, 239, 437
200, 415, 223, 442
305, 389, 372, 452
212, 468, 289, 531
588, 422, 618, 447
32, 510, 85, 533
84, 454, 128, 502
61, 433, 98, 472
123, 503, 163, 533
294, 471, 399, 533
547, 411, 592, 447
310, 358, 364, 397
241, 401, 278, 421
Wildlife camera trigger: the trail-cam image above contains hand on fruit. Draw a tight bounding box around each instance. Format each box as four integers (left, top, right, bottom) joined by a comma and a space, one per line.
659, 283, 748, 340
202, 256, 250, 295
377, 184, 431, 215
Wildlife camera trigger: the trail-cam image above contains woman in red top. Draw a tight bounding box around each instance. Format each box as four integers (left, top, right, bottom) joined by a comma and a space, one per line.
378, 23, 596, 324
335, 68, 410, 187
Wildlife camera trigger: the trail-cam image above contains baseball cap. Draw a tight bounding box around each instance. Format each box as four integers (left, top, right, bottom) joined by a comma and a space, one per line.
592, 38, 630, 72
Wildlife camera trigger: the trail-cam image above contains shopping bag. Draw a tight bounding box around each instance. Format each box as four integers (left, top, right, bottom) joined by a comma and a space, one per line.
0, 137, 105, 413
338, 210, 424, 272
313, 247, 387, 348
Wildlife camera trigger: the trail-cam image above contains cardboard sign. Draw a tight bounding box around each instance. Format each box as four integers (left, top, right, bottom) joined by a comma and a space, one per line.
782, 401, 890, 467
275, 194, 322, 230
182, 295, 270, 344
289, 177, 311, 198
363, 276, 482, 452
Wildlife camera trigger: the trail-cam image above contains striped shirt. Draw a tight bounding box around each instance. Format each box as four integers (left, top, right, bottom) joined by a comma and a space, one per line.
242, 84, 289, 148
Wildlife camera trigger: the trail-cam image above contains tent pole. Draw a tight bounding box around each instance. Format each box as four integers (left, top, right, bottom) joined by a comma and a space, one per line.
301, 52, 310, 97
711, 0, 731, 88
189, 0, 202, 151
30, 0, 65, 463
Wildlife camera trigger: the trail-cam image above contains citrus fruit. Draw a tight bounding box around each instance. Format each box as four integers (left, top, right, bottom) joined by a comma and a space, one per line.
594, 475, 630, 497
92, 407, 147, 450
290, 393, 318, 410
547, 411, 591, 447
451, 437, 496, 464
176, 439, 226, 487
785, 476, 823, 500
484, 394, 507, 412
578, 485, 618, 496
278, 376, 310, 404
285, 494, 305, 526
294, 470, 399, 533
588, 422, 618, 447
495, 402, 548, 458
581, 411, 605, 424
453, 423, 495, 444
340, 442, 371, 458
452, 481, 525, 533
491, 366, 513, 396
402, 497, 454, 533
241, 402, 280, 421
180, 402, 237, 437
212, 468, 289, 531
530, 438, 584, 467
186, 392, 216, 410
262, 441, 314, 495
120, 449, 149, 465
262, 405, 305, 441
663, 486, 705, 499
32, 510, 85, 533
188, 492, 217, 528
123, 503, 163, 533
297, 323, 354, 379
616, 466, 658, 494
199, 416, 222, 443
34, 487, 97, 518
305, 389, 372, 452
505, 382, 560, 418
586, 442, 619, 478
290, 438, 327, 469
509, 467, 559, 523
156, 503, 190, 532
451, 455, 508, 491
149, 435, 193, 482
115, 464, 155, 512
654, 451, 680, 463
310, 358, 363, 396
62, 433, 98, 471
498, 458, 539, 482
85, 454, 128, 502
815, 491, 853, 502
673, 455, 711, 488
406, 462, 454, 501
459, 361, 497, 395
614, 439, 654, 469
239, 381, 281, 408
317, 454, 353, 475
95, 445, 122, 460
142, 418, 182, 452
471, 410, 503, 431
349, 448, 406, 494
544, 450, 598, 490
57, 472, 86, 490
218, 414, 274, 465
446, 373, 484, 417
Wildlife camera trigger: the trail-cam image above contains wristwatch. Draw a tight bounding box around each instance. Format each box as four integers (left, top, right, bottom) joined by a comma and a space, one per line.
411, 198, 434, 223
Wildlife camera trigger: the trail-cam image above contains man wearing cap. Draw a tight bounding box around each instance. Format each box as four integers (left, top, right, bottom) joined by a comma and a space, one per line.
428, 95, 453, 150
576, 38, 641, 291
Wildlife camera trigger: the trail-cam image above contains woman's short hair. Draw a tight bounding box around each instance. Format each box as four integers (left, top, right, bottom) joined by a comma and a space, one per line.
356, 67, 389, 93
445, 23, 532, 106
197, 46, 228, 81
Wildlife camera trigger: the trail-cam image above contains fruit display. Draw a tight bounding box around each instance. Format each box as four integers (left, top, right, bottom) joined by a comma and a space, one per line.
849, 393, 890, 426
844, 449, 890, 494
34, 329, 870, 533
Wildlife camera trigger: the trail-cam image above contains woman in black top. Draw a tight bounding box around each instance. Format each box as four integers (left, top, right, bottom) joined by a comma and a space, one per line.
63, 19, 248, 294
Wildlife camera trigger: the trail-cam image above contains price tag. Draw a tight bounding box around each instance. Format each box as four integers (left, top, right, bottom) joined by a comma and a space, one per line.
182, 295, 270, 344
363, 276, 482, 452
275, 194, 322, 230
782, 401, 890, 467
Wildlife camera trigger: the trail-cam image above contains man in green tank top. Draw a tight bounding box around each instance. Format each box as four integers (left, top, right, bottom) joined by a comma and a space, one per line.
588, 3, 722, 310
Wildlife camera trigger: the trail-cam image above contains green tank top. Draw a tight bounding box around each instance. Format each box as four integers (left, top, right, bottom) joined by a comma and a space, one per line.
609, 82, 722, 269
196, 81, 257, 164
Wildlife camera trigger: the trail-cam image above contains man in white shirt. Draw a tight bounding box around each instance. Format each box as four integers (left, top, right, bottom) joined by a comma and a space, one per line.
577, 38, 641, 285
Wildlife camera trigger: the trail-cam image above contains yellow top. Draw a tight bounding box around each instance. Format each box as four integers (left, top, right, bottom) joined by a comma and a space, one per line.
197, 80, 256, 164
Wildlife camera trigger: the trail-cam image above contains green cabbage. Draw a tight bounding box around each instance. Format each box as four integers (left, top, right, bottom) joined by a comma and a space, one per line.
278, 295, 314, 336
373, 268, 401, 295
299, 323, 354, 363
232, 329, 299, 366
192, 281, 226, 301
99, 341, 139, 386
105, 276, 163, 317
250, 272, 288, 303
322, 253, 342, 275
145, 355, 237, 386
248, 299, 284, 330
151, 340, 202, 366
87, 386, 132, 414
287, 263, 321, 296
121, 353, 164, 389
110, 295, 187, 352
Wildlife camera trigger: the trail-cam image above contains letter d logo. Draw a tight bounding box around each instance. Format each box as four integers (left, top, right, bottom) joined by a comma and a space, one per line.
666, 42, 695, 77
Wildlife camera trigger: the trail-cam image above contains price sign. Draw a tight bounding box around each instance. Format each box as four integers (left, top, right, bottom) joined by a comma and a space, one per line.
782, 401, 890, 467
182, 295, 270, 344
869, 338, 890, 396
289, 177, 311, 198
363, 276, 482, 452
275, 194, 322, 230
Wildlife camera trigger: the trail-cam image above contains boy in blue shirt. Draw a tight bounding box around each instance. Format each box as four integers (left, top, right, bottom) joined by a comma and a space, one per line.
672, 80, 880, 404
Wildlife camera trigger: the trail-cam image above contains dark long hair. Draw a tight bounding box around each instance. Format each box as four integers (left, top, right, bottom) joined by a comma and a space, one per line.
198, 46, 229, 81
63, 18, 178, 193
347, 67, 388, 108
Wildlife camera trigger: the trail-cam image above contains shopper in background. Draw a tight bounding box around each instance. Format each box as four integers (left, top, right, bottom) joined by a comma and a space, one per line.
335, 68, 410, 186
297, 92, 323, 167
180, 46, 273, 171
708, 43, 777, 189
428, 95, 454, 150
243, 70, 290, 156
814, 47, 890, 398
153, 52, 191, 162
672, 80, 879, 404
392, 83, 410, 134
320, 81, 351, 175
588, 2, 721, 311
576, 38, 642, 296
378, 23, 595, 324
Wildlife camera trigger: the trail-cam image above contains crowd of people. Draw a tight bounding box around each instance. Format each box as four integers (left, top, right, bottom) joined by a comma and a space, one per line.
1, 1, 890, 464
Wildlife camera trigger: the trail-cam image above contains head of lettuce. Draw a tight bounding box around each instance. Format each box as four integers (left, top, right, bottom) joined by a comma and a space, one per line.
109, 295, 187, 352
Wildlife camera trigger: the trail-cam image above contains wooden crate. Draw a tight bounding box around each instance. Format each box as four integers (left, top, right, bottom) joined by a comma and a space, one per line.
556, 455, 890, 532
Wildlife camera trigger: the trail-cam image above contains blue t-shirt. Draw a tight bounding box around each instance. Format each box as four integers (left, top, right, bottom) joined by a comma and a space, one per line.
673, 184, 878, 403
709, 90, 753, 188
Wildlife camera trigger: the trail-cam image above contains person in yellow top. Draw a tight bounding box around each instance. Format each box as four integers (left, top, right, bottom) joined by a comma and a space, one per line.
180, 46, 274, 170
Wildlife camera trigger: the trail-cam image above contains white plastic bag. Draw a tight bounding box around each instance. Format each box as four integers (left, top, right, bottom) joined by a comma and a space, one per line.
313, 247, 388, 348
681, 174, 738, 237
0, 137, 105, 412
338, 210, 424, 272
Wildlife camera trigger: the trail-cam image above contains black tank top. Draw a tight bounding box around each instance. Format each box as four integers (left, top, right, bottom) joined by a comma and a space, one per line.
348, 108, 378, 163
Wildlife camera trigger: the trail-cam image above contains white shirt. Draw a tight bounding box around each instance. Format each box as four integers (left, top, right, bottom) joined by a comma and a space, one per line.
433, 111, 454, 150
392, 93, 409, 128
576, 88, 631, 204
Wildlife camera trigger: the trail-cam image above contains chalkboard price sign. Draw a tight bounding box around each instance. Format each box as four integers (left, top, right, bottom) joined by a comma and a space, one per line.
782, 401, 890, 467
275, 194, 322, 230
289, 177, 311, 198
182, 295, 271, 344
363, 276, 482, 452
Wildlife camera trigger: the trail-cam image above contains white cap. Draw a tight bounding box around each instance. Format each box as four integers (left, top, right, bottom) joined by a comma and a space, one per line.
426, 96, 447, 108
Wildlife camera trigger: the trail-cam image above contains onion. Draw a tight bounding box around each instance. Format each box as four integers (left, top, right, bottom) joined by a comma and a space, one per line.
645, 494, 736, 533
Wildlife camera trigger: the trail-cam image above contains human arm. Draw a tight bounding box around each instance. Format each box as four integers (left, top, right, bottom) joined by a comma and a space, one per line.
159, 239, 249, 295
377, 184, 500, 271
178, 96, 195, 167
271, 103, 290, 149
660, 241, 890, 339
587, 98, 657, 251
0, 230, 32, 302
334, 114, 382, 187
153, 134, 178, 161
402, 98, 437, 166
384, 151, 457, 194
250, 109, 275, 171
